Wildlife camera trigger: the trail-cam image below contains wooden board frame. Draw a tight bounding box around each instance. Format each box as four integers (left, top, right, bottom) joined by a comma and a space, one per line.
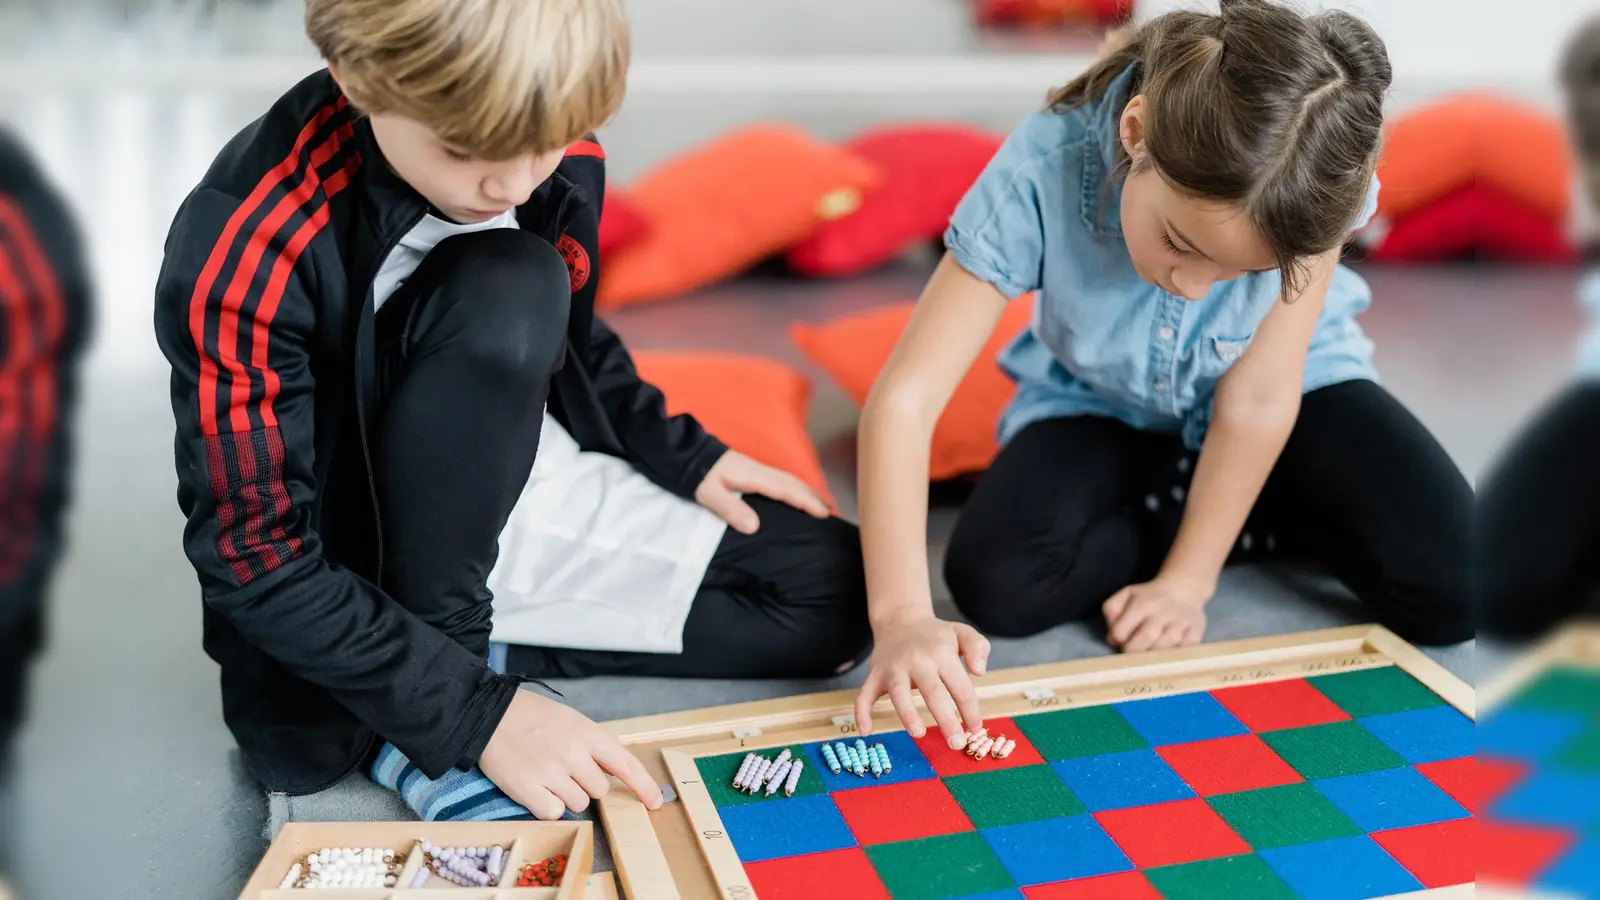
597, 625, 1474, 900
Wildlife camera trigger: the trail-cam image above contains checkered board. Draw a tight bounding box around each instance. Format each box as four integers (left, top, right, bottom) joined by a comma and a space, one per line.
1477, 625, 1600, 897
662, 664, 1473, 900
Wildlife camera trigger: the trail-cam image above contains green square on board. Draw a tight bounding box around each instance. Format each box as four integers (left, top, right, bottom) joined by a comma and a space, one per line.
1554, 724, 1600, 772
1207, 783, 1362, 850
1514, 666, 1600, 715
1013, 705, 1147, 761
943, 764, 1086, 829
1145, 854, 1297, 900
1260, 721, 1406, 781
1308, 666, 1445, 718
865, 832, 1016, 900
694, 746, 826, 808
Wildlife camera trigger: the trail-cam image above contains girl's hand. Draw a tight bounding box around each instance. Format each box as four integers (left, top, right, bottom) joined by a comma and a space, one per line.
854, 613, 990, 749
695, 451, 830, 534
1102, 577, 1210, 653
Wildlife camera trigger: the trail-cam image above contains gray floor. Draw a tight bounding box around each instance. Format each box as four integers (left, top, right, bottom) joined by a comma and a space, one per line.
1, 258, 1573, 900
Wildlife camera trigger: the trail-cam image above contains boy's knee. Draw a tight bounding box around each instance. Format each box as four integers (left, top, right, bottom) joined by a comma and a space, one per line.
437, 231, 572, 378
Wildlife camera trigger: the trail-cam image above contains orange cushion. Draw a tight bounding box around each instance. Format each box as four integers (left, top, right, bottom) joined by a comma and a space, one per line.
599, 126, 882, 309
630, 351, 833, 506
1377, 94, 1573, 222
790, 296, 1034, 481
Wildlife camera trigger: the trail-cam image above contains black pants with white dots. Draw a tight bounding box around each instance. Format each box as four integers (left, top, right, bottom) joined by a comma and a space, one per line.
943, 380, 1475, 646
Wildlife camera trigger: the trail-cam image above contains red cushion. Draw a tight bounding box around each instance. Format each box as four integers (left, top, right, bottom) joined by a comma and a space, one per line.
1377, 94, 1574, 223
975, 0, 1133, 26
790, 296, 1034, 481
1371, 184, 1577, 264
599, 190, 650, 258
786, 125, 1005, 278
629, 351, 834, 507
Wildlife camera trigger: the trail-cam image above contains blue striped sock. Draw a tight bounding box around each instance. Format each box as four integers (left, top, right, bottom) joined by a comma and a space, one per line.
371, 742, 540, 821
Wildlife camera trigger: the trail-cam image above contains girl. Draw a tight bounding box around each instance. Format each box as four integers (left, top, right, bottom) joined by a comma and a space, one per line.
1478, 15, 1600, 641
853, 0, 1474, 746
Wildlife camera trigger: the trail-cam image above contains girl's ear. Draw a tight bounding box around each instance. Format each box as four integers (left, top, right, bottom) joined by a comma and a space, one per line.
1120, 95, 1147, 158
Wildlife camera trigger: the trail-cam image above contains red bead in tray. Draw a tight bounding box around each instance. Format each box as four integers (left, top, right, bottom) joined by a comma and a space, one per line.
517, 854, 568, 888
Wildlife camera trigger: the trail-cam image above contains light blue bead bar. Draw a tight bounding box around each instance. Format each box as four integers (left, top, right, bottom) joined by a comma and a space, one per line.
875, 742, 891, 774
820, 742, 842, 775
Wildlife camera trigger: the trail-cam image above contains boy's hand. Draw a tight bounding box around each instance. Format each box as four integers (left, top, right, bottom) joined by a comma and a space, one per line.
1102, 577, 1209, 654
479, 691, 663, 820
695, 450, 829, 534
854, 612, 989, 749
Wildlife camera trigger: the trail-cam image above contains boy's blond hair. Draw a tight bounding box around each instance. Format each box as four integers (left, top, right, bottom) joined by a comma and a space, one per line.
305, 0, 629, 160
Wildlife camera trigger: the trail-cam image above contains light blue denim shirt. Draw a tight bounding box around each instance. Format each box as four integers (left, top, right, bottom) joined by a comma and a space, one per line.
944, 65, 1382, 451
1576, 271, 1600, 376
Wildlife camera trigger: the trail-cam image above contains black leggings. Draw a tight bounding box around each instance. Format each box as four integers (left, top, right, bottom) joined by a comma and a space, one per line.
1477, 381, 1600, 639
373, 230, 870, 681
945, 380, 1474, 646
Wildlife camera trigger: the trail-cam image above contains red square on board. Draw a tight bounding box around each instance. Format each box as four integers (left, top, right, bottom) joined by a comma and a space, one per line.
832, 778, 975, 846
1024, 870, 1163, 899
1418, 756, 1522, 815
1209, 679, 1350, 732
1156, 734, 1303, 796
745, 847, 892, 900
1475, 820, 1578, 886
1095, 798, 1251, 868
1371, 819, 1474, 888
913, 717, 1045, 777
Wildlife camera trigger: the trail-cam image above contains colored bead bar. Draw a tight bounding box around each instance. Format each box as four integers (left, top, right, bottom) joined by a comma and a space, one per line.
765, 758, 793, 796
821, 742, 842, 774
732, 751, 757, 789
287, 846, 403, 889
875, 742, 892, 774
784, 759, 804, 796
990, 734, 1008, 758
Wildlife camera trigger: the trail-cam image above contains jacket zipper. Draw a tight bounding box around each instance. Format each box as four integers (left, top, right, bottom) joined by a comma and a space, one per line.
356, 213, 423, 585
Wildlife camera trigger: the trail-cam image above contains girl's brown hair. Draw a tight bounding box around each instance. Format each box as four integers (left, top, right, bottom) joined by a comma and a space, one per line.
1561, 16, 1600, 212
1052, 0, 1391, 296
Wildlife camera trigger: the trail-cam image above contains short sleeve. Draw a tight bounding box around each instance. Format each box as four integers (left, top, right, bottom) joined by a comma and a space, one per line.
943, 118, 1054, 300
1352, 172, 1381, 233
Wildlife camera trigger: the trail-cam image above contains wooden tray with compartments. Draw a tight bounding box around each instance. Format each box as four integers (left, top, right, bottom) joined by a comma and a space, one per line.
238, 821, 615, 900
595, 625, 1476, 900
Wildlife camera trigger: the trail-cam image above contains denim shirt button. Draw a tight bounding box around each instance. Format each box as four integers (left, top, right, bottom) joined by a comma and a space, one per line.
1154, 379, 1168, 393
1159, 326, 1175, 342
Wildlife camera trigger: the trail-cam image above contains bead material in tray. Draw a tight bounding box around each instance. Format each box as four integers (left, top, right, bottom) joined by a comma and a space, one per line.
238, 820, 595, 898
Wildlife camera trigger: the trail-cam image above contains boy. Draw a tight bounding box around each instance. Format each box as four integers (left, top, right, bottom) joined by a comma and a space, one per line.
154, 0, 870, 822
0, 127, 91, 772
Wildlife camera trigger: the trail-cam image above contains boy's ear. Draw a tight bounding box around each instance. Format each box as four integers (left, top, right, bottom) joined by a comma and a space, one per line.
326, 64, 344, 91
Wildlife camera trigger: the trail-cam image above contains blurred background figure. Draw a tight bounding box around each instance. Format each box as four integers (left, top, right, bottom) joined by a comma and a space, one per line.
1477, 15, 1600, 643
0, 126, 91, 879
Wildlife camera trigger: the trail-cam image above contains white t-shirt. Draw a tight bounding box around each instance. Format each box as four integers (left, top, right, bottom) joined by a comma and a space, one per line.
373, 211, 727, 654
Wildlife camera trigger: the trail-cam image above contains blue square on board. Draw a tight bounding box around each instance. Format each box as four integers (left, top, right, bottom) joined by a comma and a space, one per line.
1113, 692, 1249, 747
1261, 835, 1424, 900
1539, 839, 1600, 894
715, 793, 856, 863
1476, 708, 1588, 763
806, 730, 936, 792
1359, 705, 1474, 765
1313, 768, 1470, 833
1052, 749, 1196, 813
981, 815, 1133, 886
1491, 770, 1600, 831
